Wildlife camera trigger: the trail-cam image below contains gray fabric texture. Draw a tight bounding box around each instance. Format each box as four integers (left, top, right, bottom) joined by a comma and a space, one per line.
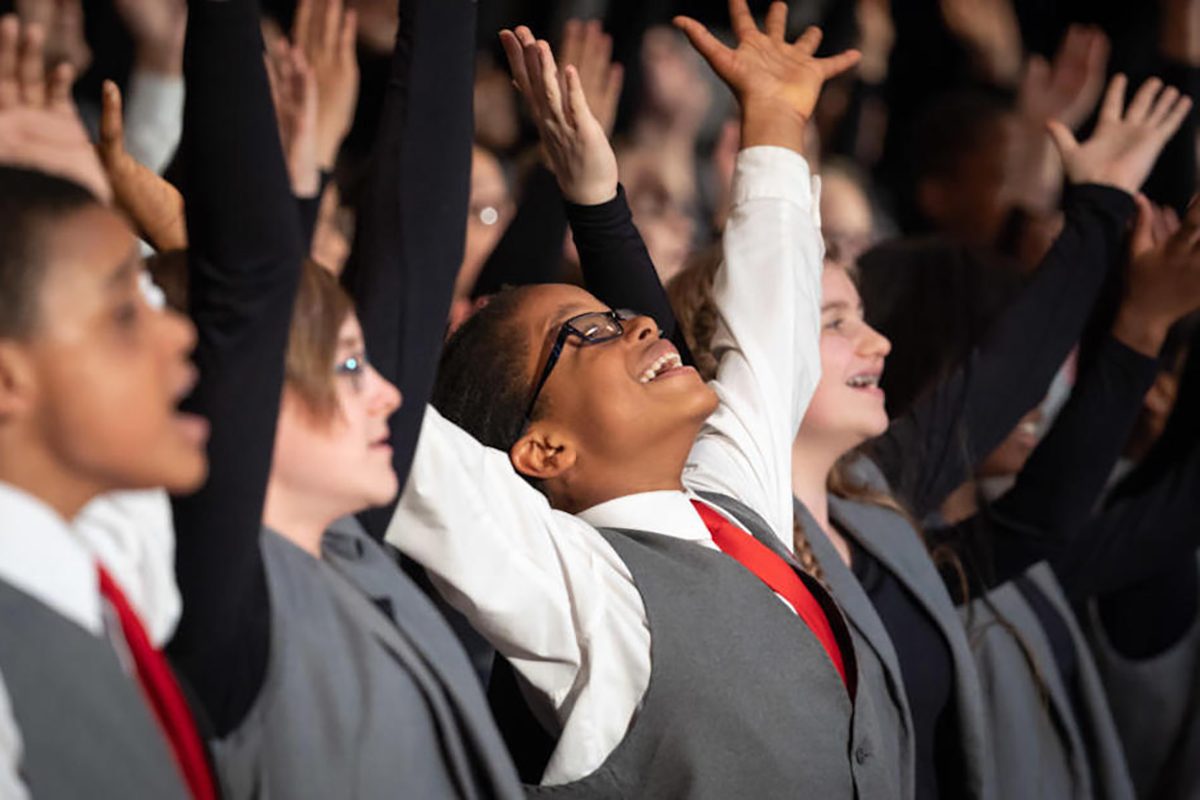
0, 578, 190, 799
211, 522, 522, 800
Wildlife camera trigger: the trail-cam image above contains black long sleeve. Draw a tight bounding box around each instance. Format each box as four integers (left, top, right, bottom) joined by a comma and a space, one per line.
924, 336, 1159, 600
869, 185, 1136, 519
168, 0, 305, 735
343, 0, 475, 540
472, 163, 569, 298
565, 186, 694, 365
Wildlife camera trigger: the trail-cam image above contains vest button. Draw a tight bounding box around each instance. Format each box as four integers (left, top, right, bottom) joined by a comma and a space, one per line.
854, 746, 869, 764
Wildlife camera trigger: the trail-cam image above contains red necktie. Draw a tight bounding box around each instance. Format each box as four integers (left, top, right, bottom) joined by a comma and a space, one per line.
97, 566, 218, 800
691, 500, 848, 691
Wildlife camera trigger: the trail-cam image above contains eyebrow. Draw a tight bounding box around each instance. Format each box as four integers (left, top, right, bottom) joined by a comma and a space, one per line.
337, 335, 364, 351
821, 300, 864, 313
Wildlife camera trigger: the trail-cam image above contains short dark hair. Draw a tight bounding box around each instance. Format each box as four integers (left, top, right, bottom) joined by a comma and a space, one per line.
910, 91, 1011, 183
0, 167, 101, 338
433, 287, 535, 452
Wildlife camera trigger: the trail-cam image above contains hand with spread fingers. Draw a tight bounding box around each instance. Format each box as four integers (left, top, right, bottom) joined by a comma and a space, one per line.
1049, 74, 1193, 194
939, 0, 1023, 86
559, 19, 625, 138
499, 25, 618, 206
14, 0, 90, 74
292, 0, 359, 172
0, 14, 109, 201
1116, 193, 1200, 354
265, 40, 321, 198
672, 0, 861, 153
1019, 25, 1109, 132
97, 79, 187, 252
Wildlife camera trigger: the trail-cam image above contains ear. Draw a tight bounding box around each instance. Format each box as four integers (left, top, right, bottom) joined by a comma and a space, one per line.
0, 341, 37, 421
509, 423, 578, 482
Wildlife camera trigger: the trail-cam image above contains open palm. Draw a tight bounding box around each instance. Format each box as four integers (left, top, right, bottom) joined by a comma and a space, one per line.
673, 0, 860, 124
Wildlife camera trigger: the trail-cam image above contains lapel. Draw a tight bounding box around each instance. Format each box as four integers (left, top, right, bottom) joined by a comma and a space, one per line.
793, 497, 912, 723
829, 492, 996, 800
322, 519, 523, 800
1022, 564, 1134, 797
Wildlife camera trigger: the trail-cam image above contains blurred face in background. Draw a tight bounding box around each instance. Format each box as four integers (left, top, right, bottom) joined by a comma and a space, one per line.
452, 145, 513, 328
820, 169, 874, 269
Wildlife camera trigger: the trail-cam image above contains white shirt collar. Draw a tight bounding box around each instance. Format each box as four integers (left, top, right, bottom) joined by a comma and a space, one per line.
576, 489, 723, 545
0, 482, 102, 635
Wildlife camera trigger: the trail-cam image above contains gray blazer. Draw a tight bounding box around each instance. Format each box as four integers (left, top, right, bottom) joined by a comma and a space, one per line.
964, 562, 1134, 800
786, 456, 995, 800
213, 523, 523, 800
1084, 554, 1200, 800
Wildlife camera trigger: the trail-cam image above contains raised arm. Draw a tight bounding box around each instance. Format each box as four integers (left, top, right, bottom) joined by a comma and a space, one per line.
872, 74, 1193, 518
677, 0, 859, 541
168, 0, 305, 734
496, 25, 689, 359
343, 0, 475, 540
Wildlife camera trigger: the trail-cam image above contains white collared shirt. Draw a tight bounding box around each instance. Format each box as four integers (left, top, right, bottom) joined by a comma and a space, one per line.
0, 483, 181, 798
388, 146, 824, 785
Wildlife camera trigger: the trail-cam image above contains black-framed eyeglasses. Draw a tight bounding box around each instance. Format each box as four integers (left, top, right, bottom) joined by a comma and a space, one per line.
516, 309, 636, 441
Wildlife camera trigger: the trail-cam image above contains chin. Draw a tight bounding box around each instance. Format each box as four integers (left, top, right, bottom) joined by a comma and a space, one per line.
156, 449, 209, 496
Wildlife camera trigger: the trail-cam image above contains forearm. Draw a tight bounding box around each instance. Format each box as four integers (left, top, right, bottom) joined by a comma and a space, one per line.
566, 185, 694, 364
472, 163, 569, 297
873, 184, 1137, 517
687, 146, 822, 544
170, 0, 302, 730
347, 0, 475, 541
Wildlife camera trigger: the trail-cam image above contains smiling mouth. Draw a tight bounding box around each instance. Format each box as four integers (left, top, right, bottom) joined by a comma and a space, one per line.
846, 373, 882, 391
639, 351, 684, 383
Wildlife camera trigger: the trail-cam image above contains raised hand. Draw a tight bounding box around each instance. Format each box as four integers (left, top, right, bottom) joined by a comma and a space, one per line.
291, 0, 359, 171
97, 80, 187, 251
939, 0, 1023, 86
0, 15, 108, 201
265, 40, 320, 198
499, 25, 617, 205
672, 0, 860, 153
1018, 25, 1109, 131
114, 0, 186, 75
559, 19, 624, 137
1048, 75, 1193, 194
1115, 193, 1200, 354
14, 0, 89, 73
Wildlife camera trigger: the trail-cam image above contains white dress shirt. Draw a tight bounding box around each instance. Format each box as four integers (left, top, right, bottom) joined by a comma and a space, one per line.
123, 70, 185, 175
0, 483, 182, 797
388, 146, 824, 785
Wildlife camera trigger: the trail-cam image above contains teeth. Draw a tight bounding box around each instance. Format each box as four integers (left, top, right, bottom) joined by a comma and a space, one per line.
846, 374, 879, 389
639, 352, 682, 383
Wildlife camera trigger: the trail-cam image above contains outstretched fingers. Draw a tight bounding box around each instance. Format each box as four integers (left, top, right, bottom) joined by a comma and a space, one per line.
17, 22, 45, 108
1098, 73, 1127, 123
1125, 77, 1163, 123
792, 25, 822, 56
0, 16, 20, 110
816, 48, 862, 80
525, 39, 568, 131
499, 29, 534, 100
98, 78, 125, 157
46, 61, 73, 111
672, 16, 731, 73
764, 1, 788, 40
727, 0, 758, 39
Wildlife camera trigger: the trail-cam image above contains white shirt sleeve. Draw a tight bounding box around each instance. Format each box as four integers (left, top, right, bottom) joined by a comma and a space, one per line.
0, 672, 30, 800
123, 70, 184, 174
685, 146, 824, 547
387, 406, 650, 785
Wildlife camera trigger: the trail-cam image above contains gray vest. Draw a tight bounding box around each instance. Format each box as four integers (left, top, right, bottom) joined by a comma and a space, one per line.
964, 562, 1134, 800
0, 578, 190, 799
1085, 554, 1200, 800
709, 492, 900, 800
815, 457, 996, 800
212, 524, 522, 800
525, 496, 858, 800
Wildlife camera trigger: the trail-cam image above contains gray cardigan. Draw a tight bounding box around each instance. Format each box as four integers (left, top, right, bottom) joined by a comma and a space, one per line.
213, 522, 523, 800
964, 562, 1134, 800
1084, 554, 1200, 800
790, 457, 996, 800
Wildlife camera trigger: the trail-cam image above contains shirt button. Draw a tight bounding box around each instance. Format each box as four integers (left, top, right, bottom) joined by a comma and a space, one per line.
854, 746, 869, 764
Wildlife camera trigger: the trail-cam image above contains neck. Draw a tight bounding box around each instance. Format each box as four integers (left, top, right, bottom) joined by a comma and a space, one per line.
552, 437, 692, 515
0, 433, 98, 521
791, 437, 838, 533
262, 478, 335, 557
